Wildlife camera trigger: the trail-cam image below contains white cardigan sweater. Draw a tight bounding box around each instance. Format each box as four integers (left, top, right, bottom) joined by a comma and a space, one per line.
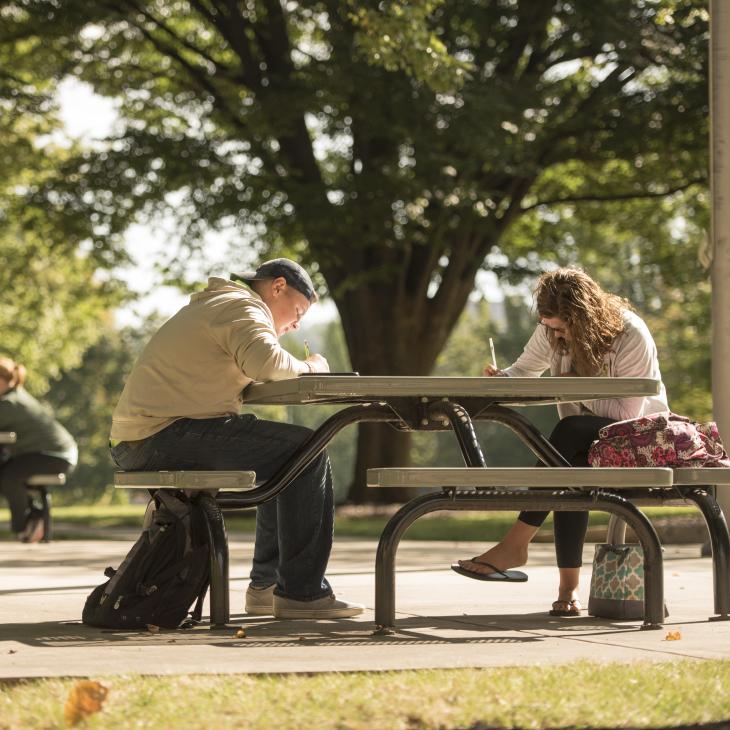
503, 310, 669, 421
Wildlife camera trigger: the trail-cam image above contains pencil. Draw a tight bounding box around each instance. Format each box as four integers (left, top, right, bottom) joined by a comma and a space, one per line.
303, 340, 310, 358
489, 337, 497, 369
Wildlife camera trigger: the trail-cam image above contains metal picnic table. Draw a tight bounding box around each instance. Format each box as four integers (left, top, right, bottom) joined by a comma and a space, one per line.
210, 374, 688, 629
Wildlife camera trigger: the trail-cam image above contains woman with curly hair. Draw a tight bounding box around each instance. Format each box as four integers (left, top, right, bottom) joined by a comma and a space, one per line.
452, 268, 668, 616
0, 357, 77, 542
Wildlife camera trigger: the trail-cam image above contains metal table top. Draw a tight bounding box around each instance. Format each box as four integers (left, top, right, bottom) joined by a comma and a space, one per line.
243, 375, 660, 406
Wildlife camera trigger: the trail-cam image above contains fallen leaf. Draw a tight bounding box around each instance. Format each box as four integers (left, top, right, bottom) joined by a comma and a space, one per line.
235, 628, 246, 638
146, 624, 160, 634
64, 680, 108, 726
665, 630, 682, 641
7, 650, 17, 655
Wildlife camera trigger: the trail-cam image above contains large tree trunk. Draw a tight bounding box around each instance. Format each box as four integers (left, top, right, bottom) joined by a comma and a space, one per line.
332, 263, 480, 502
350, 423, 413, 504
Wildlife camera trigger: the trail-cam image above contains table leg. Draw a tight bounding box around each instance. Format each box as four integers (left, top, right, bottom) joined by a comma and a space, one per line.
198, 493, 230, 629
40, 487, 52, 543
217, 404, 399, 508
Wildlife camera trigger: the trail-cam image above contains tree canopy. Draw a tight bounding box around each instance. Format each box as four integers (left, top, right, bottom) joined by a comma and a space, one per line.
0, 0, 710, 499
0, 24, 125, 388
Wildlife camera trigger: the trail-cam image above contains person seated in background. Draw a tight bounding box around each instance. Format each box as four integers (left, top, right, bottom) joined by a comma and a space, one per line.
452, 267, 668, 616
110, 258, 364, 620
0, 357, 78, 542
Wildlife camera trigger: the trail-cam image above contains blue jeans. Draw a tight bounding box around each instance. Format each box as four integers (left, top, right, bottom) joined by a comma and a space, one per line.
110, 415, 334, 601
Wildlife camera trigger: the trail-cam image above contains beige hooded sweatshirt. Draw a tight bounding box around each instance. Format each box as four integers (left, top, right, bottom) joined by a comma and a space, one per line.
110, 278, 310, 441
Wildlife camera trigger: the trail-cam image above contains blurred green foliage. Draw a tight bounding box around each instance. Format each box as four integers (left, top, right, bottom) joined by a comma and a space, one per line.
0, 1, 715, 504
45, 320, 161, 504
0, 19, 130, 384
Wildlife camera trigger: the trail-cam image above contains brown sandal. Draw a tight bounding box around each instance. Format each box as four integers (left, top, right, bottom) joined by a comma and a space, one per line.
549, 599, 582, 617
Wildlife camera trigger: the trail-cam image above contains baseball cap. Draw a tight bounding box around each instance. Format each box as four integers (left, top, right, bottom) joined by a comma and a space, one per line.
230, 258, 317, 303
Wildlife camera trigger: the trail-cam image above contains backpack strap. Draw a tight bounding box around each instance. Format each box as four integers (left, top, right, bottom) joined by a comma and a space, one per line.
156, 490, 191, 520
178, 578, 209, 628
191, 578, 209, 623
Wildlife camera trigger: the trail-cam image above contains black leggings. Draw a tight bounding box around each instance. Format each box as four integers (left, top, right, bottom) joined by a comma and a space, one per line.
519, 415, 615, 568
0, 453, 73, 533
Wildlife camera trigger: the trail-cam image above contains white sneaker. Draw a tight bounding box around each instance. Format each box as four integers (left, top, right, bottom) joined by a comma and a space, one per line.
273, 593, 364, 619
245, 584, 275, 615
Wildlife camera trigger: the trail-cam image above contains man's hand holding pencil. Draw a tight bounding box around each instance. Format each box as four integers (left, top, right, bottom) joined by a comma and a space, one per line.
302, 339, 330, 373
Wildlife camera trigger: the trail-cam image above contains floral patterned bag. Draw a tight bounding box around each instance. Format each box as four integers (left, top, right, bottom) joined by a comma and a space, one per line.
587, 412, 730, 468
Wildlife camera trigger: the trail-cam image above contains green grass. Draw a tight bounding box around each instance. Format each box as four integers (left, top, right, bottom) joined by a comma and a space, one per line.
0, 504, 700, 541
1, 660, 728, 729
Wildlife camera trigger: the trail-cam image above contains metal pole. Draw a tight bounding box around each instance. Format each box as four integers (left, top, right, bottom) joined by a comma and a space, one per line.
711, 1, 730, 522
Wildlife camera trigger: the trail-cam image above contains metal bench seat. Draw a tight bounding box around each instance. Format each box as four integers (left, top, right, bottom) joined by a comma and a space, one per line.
367, 466, 673, 631
113, 469, 258, 628
367, 467, 673, 490
672, 467, 730, 486
25, 473, 67, 543
26, 473, 66, 487
114, 470, 257, 490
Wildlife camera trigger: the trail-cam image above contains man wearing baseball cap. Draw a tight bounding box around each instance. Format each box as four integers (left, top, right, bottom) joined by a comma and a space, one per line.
110, 258, 363, 619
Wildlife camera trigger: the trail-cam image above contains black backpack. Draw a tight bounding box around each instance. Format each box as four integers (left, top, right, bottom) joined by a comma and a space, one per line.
82, 491, 210, 630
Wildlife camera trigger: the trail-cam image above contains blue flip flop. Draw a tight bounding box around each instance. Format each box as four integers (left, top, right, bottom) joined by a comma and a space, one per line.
450, 559, 528, 583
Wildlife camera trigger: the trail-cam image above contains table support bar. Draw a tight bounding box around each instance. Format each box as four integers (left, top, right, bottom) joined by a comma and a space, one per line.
217, 404, 399, 508
428, 401, 486, 467
474, 405, 571, 467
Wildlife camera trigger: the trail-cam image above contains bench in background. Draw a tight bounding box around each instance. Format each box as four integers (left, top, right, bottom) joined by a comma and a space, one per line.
26, 473, 66, 543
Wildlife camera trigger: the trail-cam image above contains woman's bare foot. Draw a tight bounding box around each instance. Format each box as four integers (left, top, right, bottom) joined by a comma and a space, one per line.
457, 542, 529, 576
457, 520, 537, 576
550, 587, 582, 616
550, 568, 581, 615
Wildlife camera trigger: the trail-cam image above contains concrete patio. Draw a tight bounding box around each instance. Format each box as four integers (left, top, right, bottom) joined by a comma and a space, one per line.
1, 534, 728, 679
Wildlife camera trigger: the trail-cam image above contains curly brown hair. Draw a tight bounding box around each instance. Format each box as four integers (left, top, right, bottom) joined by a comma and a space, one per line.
535, 268, 631, 376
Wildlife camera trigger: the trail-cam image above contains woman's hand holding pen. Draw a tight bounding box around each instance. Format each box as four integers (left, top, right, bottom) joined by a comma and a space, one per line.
484, 337, 506, 376
483, 364, 506, 377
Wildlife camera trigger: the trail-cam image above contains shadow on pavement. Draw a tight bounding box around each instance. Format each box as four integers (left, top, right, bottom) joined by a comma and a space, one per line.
2, 615, 551, 649
2, 609, 673, 650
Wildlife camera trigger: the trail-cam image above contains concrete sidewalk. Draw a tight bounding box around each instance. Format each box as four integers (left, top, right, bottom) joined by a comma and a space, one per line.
1, 535, 728, 679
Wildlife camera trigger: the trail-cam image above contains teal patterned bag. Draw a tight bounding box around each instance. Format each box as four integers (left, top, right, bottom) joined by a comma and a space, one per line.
588, 544, 647, 620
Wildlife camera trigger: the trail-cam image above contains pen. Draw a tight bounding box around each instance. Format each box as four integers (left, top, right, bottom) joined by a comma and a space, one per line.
489, 337, 497, 369
303, 340, 310, 359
